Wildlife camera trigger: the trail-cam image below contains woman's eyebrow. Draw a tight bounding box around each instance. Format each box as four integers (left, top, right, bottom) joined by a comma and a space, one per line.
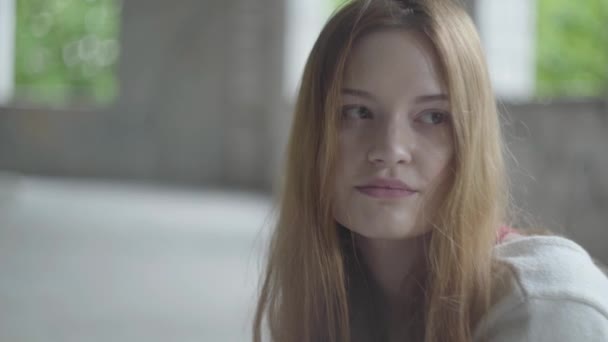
342, 88, 448, 104
414, 94, 448, 103
342, 88, 376, 100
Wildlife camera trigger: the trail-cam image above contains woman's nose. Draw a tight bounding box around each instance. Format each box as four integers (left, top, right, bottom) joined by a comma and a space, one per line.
367, 119, 414, 166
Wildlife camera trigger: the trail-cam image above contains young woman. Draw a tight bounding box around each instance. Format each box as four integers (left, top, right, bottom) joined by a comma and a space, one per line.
253, 0, 608, 341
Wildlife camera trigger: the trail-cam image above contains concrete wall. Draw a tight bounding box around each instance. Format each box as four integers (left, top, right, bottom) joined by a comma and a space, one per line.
504, 99, 608, 262
0, 0, 285, 190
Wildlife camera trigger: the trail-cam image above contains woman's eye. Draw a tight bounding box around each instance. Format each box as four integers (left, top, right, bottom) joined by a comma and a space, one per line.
342, 105, 373, 119
418, 111, 448, 125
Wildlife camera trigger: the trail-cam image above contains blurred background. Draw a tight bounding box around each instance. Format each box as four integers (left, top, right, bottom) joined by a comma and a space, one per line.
0, 0, 606, 340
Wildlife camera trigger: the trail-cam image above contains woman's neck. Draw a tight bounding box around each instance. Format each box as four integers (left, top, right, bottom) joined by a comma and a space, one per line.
354, 232, 430, 341
354, 232, 430, 305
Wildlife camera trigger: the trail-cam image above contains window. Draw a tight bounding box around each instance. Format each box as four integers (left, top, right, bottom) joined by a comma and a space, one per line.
536, 0, 608, 98
5, 0, 121, 108
478, 0, 607, 100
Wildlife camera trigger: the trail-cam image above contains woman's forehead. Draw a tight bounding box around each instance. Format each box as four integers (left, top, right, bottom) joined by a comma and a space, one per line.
343, 29, 445, 95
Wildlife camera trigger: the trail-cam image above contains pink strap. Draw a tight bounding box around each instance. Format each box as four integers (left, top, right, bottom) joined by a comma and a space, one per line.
496, 225, 519, 244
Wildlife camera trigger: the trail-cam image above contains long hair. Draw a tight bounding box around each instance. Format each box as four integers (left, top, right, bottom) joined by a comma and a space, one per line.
253, 0, 508, 341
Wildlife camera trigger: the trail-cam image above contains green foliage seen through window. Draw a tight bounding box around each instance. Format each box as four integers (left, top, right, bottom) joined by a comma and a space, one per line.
537, 0, 608, 98
15, 0, 120, 107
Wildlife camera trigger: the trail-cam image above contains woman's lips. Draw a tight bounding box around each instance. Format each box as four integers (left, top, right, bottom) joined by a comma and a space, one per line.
355, 186, 418, 199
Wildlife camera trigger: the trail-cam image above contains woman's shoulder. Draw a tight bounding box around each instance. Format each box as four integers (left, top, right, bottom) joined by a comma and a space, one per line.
473, 233, 608, 341
493, 233, 608, 304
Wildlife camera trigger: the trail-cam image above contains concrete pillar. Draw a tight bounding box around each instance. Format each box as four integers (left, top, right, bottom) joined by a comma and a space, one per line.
477, 0, 536, 100
116, 0, 285, 189
220, 0, 285, 189
0, 0, 15, 105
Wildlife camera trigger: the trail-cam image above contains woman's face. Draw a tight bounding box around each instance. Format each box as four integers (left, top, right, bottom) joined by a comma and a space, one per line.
333, 29, 454, 240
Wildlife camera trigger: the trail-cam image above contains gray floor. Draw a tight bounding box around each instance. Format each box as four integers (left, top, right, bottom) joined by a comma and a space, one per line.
0, 174, 273, 342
